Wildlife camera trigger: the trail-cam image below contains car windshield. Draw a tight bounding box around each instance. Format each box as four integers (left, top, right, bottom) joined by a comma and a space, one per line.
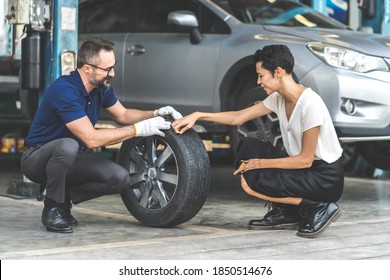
212, 0, 348, 29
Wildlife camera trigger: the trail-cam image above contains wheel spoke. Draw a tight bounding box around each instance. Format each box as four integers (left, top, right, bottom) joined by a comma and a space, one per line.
156, 171, 178, 185
152, 181, 169, 207
146, 137, 157, 163
155, 146, 173, 168
139, 180, 153, 208
244, 130, 257, 138
128, 172, 146, 187
251, 117, 264, 128
273, 134, 283, 148
129, 148, 147, 168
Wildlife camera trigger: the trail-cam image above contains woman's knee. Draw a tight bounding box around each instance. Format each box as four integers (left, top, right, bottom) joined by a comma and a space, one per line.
237, 138, 259, 155
236, 138, 273, 164
240, 175, 257, 196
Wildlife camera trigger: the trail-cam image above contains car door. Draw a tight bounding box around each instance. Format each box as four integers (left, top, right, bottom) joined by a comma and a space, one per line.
78, 0, 137, 109
122, 0, 227, 115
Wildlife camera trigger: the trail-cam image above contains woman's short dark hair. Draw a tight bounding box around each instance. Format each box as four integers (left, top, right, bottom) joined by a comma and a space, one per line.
77, 37, 115, 68
253, 44, 294, 75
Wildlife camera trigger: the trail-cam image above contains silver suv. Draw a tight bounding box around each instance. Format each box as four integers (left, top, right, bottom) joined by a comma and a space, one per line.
79, 0, 390, 170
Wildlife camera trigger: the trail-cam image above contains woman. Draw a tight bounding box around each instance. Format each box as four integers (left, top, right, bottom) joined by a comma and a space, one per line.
172, 44, 344, 238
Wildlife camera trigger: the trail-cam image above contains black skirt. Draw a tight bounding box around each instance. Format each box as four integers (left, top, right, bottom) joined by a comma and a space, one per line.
236, 138, 344, 202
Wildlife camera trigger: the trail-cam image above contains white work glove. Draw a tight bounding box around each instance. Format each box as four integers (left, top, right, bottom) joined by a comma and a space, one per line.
134, 117, 171, 137
154, 106, 183, 120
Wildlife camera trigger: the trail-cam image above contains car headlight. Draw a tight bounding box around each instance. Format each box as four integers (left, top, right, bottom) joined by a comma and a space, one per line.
307, 43, 388, 73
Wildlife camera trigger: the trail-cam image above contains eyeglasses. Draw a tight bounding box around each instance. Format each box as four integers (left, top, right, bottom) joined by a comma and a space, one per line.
85, 62, 116, 76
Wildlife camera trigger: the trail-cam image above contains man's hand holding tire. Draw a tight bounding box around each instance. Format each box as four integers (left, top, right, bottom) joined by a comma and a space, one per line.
134, 117, 171, 137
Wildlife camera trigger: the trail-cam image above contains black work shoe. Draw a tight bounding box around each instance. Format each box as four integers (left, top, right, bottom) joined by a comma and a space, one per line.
59, 203, 78, 226
60, 211, 78, 226
41, 207, 73, 233
297, 202, 342, 238
248, 203, 299, 230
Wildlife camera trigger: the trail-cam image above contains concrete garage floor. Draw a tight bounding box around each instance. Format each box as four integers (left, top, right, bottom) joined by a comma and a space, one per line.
1, 157, 390, 260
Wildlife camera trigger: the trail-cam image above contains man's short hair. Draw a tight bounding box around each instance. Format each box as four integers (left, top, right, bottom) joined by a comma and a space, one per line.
77, 37, 115, 68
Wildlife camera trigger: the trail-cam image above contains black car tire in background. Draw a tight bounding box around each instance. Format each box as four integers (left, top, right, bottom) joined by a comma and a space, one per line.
234, 86, 283, 151
117, 128, 210, 227
358, 141, 390, 171
229, 78, 284, 157
339, 142, 359, 172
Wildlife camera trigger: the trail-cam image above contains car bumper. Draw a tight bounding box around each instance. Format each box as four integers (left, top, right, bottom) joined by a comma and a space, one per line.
337, 125, 390, 142
301, 64, 390, 141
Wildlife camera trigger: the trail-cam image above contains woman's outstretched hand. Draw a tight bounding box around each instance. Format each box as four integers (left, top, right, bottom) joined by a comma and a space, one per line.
172, 112, 199, 134
233, 159, 262, 175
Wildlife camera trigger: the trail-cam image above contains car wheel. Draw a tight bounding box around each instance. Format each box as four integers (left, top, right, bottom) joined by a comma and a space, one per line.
230, 85, 283, 155
357, 141, 390, 170
117, 128, 210, 227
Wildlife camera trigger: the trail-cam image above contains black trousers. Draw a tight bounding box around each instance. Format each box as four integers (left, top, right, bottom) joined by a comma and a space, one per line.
236, 138, 344, 202
21, 138, 131, 204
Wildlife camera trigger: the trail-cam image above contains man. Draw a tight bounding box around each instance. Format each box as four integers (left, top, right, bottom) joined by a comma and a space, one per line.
21, 37, 182, 233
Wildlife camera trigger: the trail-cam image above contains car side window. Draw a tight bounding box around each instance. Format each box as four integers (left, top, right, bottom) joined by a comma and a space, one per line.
136, 0, 230, 34
79, 0, 136, 33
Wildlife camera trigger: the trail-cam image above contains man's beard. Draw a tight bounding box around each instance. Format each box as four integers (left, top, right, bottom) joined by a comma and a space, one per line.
90, 74, 113, 90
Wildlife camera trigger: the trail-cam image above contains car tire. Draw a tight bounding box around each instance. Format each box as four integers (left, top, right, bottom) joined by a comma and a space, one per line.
357, 141, 390, 171
339, 142, 359, 172
117, 128, 210, 227
230, 84, 283, 156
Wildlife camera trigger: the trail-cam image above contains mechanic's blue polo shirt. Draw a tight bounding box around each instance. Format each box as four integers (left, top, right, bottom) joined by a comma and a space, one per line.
25, 70, 117, 149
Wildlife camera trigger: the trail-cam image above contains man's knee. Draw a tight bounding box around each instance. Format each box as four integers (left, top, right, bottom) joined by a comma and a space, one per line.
113, 166, 131, 192
55, 138, 79, 155
54, 138, 80, 165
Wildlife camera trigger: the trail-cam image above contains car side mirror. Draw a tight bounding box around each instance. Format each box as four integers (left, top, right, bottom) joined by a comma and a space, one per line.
168, 11, 203, 44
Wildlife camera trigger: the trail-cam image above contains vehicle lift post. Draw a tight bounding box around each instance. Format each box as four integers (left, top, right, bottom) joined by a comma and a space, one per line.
6, 0, 78, 198
52, 0, 78, 80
